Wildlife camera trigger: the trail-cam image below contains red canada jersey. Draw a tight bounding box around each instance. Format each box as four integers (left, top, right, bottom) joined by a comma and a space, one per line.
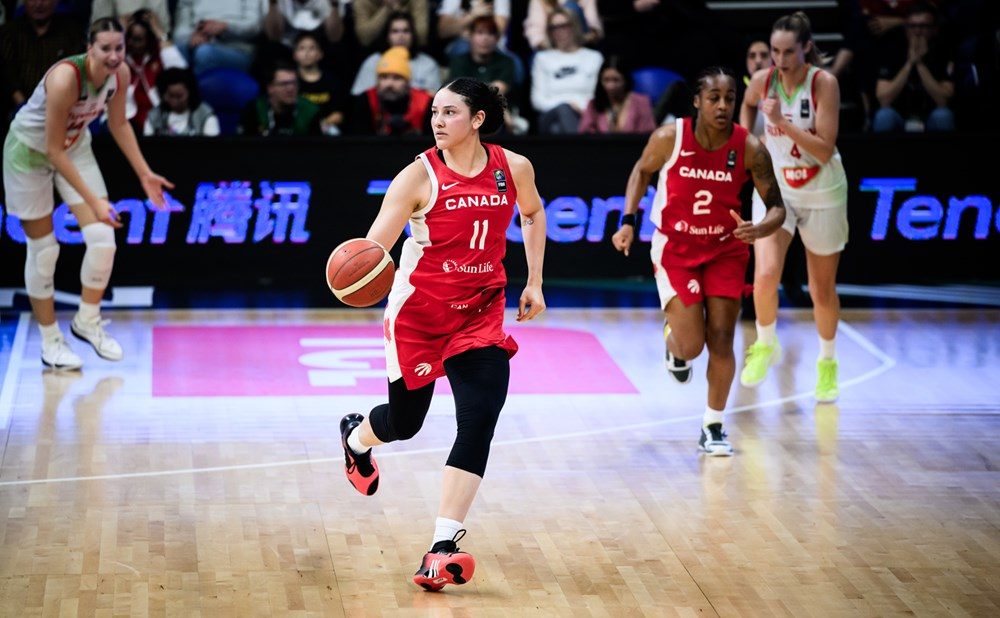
396, 143, 517, 305
649, 117, 750, 265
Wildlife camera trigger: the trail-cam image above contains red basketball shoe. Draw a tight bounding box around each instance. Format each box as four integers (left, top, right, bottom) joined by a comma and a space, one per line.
412, 531, 476, 591
340, 414, 379, 495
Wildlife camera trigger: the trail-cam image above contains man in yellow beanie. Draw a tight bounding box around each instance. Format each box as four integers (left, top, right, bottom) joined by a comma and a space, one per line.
350, 46, 433, 136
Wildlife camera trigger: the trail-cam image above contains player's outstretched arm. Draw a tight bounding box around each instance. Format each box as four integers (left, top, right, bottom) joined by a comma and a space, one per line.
507, 150, 546, 322
733, 135, 786, 243
613, 123, 675, 256
106, 64, 173, 207
366, 160, 429, 251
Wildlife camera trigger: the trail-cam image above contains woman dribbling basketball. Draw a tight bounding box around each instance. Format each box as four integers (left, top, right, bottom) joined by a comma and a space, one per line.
338, 77, 547, 591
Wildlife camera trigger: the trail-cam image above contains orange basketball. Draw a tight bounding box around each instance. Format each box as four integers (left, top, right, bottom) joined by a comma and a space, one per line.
326, 238, 395, 307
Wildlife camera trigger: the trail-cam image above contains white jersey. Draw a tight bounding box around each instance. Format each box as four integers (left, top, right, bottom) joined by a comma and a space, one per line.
9, 54, 119, 154
762, 65, 847, 208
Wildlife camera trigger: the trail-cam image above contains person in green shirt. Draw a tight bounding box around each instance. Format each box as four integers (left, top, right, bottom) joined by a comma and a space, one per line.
447, 15, 516, 102
239, 60, 321, 136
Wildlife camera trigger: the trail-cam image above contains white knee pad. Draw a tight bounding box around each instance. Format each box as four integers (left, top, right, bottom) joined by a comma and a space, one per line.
25, 233, 60, 299
80, 223, 117, 289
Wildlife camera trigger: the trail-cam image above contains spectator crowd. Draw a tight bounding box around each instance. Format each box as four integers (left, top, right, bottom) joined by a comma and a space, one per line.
1, 0, 996, 139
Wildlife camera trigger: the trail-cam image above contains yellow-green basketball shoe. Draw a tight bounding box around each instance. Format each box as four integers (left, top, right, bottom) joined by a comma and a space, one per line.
815, 358, 839, 403
740, 340, 782, 387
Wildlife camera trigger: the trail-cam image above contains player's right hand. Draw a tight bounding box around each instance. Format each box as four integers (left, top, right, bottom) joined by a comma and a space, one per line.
92, 199, 123, 229
612, 226, 634, 257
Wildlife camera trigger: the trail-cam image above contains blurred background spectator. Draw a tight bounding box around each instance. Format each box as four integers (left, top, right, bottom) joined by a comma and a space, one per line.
448, 14, 514, 96
874, 2, 955, 132
524, 0, 602, 51
350, 45, 431, 135
352, 10, 440, 95
578, 56, 654, 134
293, 30, 346, 135
353, 0, 428, 49
240, 60, 321, 135
263, 0, 344, 49
740, 36, 770, 136
0, 0, 85, 123
437, 0, 509, 57
144, 67, 220, 136
173, 0, 268, 74
530, 8, 602, 134
90, 0, 171, 31
122, 11, 187, 131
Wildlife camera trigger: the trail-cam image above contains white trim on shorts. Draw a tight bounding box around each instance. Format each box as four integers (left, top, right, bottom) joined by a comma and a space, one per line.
650, 230, 678, 310
384, 153, 439, 382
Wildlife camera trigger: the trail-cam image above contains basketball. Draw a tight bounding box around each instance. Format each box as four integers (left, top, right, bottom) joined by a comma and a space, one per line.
326, 238, 395, 307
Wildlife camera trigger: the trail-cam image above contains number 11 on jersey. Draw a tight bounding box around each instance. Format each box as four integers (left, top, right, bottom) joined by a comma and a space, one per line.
469, 219, 489, 250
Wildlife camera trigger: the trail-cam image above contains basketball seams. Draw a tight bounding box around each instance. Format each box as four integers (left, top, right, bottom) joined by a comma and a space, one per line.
339, 251, 392, 298
332, 246, 386, 287
326, 239, 395, 306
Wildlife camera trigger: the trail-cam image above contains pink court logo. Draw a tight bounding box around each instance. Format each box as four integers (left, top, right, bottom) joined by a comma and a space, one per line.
152, 325, 637, 397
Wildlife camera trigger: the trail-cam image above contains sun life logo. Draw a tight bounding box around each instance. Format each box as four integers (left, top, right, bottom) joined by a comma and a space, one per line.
442, 259, 457, 273
674, 220, 689, 233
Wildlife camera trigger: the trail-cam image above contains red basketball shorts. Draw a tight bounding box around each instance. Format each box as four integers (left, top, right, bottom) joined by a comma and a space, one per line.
384, 286, 518, 389
650, 231, 750, 308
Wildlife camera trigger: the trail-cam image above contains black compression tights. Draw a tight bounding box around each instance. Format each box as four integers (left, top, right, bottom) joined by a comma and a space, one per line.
367, 346, 510, 477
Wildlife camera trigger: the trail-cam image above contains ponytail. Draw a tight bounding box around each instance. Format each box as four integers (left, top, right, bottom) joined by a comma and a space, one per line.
772, 11, 829, 66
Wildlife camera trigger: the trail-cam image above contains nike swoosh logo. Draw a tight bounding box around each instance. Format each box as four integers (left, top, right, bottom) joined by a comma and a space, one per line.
680, 150, 695, 157
441, 182, 460, 190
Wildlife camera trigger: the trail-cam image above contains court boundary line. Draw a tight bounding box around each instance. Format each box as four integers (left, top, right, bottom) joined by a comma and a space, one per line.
0, 313, 31, 434
0, 318, 898, 487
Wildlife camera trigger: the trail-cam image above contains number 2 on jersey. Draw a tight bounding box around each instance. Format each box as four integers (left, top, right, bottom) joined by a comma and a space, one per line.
693, 190, 713, 215
469, 219, 489, 250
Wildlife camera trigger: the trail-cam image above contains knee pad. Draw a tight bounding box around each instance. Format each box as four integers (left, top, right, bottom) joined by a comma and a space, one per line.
25, 233, 60, 299
80, 223, 117, 289
371, 402, 425, 442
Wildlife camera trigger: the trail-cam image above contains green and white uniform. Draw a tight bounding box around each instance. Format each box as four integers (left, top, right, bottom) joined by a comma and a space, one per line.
2, 54, 118, 220
751, 65, 849, 255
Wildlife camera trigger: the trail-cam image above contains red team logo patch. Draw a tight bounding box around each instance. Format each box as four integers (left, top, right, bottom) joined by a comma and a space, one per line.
782, 165, 820, 188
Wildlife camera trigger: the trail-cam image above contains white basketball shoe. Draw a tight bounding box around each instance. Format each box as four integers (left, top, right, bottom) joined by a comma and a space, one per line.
71, 315, 124, 361
41, 334, 83, 370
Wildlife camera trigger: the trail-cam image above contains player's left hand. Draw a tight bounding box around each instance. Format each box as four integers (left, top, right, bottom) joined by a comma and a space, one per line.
517, 284, 546, 322
730, 209, 759, 243
141, 172, 175, 209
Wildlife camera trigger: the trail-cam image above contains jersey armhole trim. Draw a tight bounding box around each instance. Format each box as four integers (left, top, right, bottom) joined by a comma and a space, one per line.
47, 61, 83, 98
810, 67, 820, 112
663, 117, 683, 171
415, 153, 438, 217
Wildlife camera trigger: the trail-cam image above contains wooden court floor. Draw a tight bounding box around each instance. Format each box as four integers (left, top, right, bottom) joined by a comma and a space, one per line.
0, 308, 997, 616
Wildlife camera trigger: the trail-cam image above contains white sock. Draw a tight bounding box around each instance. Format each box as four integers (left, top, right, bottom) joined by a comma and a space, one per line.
77, 301, 101, 323
819, 336, 836, 360
346, 423, 370, 455
38, 322, 61, 342
432, 517, 464, 548
756, 321, 777, 346
703, 406, 724, 427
